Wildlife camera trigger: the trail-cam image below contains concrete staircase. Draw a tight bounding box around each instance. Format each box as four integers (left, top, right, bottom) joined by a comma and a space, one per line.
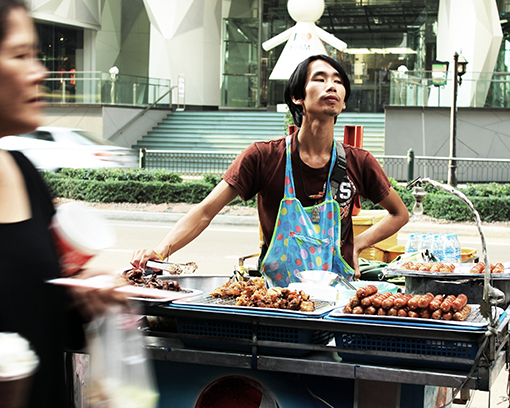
133, 111, 385, 155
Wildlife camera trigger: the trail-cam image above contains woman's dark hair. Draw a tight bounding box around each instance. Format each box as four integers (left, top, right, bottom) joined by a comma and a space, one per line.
284, 54, 350, 128
0, 0, 27, 45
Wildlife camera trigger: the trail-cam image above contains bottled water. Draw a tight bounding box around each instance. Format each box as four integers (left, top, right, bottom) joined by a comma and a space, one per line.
453, 234, 461, 262
443, 233, 461, 263
418, 233, 432, 253
405, 233, 420, 254
431, 233, 445, 261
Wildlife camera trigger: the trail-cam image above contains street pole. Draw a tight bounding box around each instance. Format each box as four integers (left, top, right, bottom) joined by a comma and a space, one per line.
448, 52, 459, 187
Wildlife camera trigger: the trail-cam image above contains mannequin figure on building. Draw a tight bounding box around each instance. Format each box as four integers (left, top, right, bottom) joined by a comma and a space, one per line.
262, 0, 347, 80
132, 54, 409, 285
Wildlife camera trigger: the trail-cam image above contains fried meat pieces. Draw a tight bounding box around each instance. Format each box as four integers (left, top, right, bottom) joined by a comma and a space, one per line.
210, 277, 316, 312
122, 268, 181, 291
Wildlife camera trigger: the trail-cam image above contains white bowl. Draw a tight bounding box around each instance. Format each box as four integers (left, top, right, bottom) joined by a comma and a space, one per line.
295, 270, 338, 286
288, 283, 338, 301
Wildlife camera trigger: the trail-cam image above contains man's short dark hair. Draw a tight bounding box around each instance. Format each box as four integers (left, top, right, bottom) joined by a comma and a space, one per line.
284, 54, 350, 128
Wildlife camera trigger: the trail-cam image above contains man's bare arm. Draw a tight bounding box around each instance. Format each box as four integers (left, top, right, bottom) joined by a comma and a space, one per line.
351, 187, 409, 277
131, 180, 240, 268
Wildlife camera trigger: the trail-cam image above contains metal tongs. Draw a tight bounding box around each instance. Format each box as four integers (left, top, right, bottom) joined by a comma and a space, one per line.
334, 274, 357, 290
146, 260, 198, 275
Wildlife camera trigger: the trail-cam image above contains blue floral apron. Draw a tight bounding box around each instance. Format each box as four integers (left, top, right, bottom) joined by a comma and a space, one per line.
260, 136, 354, 287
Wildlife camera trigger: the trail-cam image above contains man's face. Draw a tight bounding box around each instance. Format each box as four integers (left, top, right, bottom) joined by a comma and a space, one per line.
0, 8, 47, 138
293, 59, 347, 123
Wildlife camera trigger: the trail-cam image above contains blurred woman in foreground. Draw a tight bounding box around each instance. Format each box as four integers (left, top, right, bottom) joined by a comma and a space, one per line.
0, 1, 125, 407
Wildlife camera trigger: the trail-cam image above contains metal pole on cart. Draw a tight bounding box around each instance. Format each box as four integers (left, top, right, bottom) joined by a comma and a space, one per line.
407, 177, 507, 406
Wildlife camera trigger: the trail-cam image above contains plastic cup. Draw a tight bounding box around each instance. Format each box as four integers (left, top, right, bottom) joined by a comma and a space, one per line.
0, 372, 36, 408
50, 202, 117, 276
0, 333, 39, 408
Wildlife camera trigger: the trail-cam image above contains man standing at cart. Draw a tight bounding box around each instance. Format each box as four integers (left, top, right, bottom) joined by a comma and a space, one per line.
131, 54, 409, 285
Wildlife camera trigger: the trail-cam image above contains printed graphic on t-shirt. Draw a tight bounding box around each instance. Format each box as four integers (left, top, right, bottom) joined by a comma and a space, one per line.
336, 176, 357, 244
336, 177, 356, 217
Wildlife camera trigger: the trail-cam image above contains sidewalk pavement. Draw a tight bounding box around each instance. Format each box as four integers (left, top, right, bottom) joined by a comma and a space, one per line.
84, 201, 508, 241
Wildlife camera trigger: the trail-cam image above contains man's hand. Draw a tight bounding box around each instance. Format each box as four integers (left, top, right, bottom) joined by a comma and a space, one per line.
130, 248, 163, 270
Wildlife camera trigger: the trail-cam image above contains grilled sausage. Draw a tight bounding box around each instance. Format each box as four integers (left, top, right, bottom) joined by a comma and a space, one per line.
356, 285, 378, 299
387, 307, 399, 316
397, 308, 408, 318
394, 294, 411, 309
349, 295, 360, 307
419, 308, 431, 319
431, 309, 443, 320
377, 307, 387, 316
440, 295, 456, 312
418, 293, 435, 309
372, 292, 391, 308
429, 294, 444, 311
343, 304, 353, 314
451, 294, 468, 312
453, 305, 472, 321
407, 295, 422, 310
364, 306, 377, 315
352, 306, 364, 314
381, 294, 399, 310
442, 311, 453, 320
361, 293, 379, 307
470, 262, 485, 274
493, 263, 505, 273
408, 310, 420, 318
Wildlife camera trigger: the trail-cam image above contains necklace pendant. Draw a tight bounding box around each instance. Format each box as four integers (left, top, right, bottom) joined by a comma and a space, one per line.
312, 205, 320, 223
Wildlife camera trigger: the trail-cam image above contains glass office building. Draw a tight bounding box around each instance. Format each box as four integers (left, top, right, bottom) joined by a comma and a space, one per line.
222, 0, 510, 111
32, 0, 510, 112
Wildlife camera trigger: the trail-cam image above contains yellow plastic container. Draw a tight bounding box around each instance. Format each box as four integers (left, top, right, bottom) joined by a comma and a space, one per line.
385, 244, 405, 263
461, 248, 477, 263
353, 210, 398, 249
360, 245, 477, 264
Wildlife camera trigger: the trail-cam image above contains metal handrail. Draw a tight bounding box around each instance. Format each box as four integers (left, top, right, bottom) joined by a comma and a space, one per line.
139, 150, 510, 183
108, 88, 172, 141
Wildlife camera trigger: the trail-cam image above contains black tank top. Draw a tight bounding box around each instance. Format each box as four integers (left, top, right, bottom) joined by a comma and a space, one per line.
0, 151, 83, 408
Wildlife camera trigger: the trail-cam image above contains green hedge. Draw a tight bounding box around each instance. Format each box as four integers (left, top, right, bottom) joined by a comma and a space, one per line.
361, 178, 510, 222
42, 169, 256, 207
42, 170, 510, 221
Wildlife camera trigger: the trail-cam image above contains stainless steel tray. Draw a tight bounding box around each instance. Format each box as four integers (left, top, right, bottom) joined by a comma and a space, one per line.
172, 295, 336, 317
383, 261, 510, 279
127, 288, 202, 303
47, 277, 202, 302
329, 304, 502, 329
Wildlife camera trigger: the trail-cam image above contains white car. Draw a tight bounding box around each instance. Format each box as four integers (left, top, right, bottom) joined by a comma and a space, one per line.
0, 127, 139, 172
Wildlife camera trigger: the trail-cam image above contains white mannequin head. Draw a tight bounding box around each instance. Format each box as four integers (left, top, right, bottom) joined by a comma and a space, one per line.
288, 0, 324, 23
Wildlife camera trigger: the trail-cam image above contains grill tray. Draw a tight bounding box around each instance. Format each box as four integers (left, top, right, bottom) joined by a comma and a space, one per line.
328, 304, 499, 330
170, 296, 336, 356
382, 262, 510, 279
172, 295, 336, 317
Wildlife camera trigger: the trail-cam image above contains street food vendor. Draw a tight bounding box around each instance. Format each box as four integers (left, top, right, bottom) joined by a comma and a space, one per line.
131, 54, 409, 285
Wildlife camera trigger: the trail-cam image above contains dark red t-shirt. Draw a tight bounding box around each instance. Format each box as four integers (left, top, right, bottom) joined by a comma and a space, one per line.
223, 132, 391, 267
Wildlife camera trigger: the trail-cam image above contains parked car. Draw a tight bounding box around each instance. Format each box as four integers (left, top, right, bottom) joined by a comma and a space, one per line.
0, 127, 139, 172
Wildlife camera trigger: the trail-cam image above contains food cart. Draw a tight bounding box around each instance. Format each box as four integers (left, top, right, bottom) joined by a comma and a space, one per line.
137, 276, 510, 408
133, 178, 509, 408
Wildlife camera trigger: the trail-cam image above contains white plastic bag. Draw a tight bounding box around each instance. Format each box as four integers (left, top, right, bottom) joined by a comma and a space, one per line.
86, 303, 159, 408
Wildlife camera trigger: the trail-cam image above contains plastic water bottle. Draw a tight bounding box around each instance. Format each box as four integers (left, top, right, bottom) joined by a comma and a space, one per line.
443, 234, 461, 263
418, 233, 433, 253
405, 233, 420, 254
431, 233, 445, 261
452, 234, 462, 262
